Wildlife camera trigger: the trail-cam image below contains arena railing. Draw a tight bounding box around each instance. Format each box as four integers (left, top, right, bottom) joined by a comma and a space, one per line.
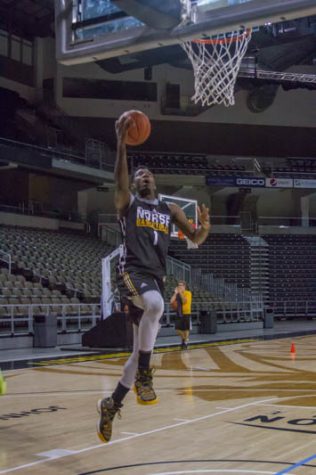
0, 303, 100, 336
257, 216, 316, 227
0, 136, 114, 172
0, 201, 85, 223
4, 301, 314, 338
0, 300, 262, 338
0, 251, 11, 275
163, 300, 263, 327
272, 300, 316, 318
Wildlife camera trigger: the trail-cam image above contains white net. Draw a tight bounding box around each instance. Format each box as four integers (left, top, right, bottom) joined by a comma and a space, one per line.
184, 236, 199, 249
182, 29, 252, 107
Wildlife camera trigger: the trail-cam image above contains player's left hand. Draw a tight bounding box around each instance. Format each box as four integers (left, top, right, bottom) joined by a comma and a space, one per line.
198, 204, 210, 230
115, 114, 133, 144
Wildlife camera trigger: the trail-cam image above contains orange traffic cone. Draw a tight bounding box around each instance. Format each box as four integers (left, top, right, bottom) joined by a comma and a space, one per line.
290, 342, 296, 357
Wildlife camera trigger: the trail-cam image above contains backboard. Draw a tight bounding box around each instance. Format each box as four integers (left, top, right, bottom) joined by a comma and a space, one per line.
55, 0, 316, 65
158, 194, 198, 239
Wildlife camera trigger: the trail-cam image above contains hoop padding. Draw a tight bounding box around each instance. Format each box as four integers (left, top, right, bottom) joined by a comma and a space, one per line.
182, 29, 252, 107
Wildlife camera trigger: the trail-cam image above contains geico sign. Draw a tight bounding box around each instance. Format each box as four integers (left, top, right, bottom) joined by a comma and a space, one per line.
236, 178, 265, 187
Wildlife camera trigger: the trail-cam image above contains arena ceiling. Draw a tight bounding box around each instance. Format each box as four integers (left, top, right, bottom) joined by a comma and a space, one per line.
1, 0, 315, 71
0, 0, 315, 113
0, 0, 55, 38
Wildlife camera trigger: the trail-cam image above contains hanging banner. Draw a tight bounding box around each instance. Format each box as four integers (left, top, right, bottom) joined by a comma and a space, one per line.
205, 176, 236, 186
235, 177, 265, 188
294, 179, 316, 189
206, 175, 294, 188
265, 177, 293, 188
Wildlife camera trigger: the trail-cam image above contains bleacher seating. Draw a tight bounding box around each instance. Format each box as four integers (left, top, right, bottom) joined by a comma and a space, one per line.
0, 226, 111, 301
0, 268, 91, 311
169, 234, 251, 290
262, 158, 316, 179
263, 234, 316, 316
129, 152, 208, 175
129, 152, 252, 176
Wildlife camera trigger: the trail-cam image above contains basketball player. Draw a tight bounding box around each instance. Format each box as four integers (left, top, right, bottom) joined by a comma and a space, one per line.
0, 370, 6, 395
170, 281, 192, 349
97, 112, 210, 443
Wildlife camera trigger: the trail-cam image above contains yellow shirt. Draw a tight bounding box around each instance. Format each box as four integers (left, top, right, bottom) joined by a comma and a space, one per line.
181, 290, 192, 315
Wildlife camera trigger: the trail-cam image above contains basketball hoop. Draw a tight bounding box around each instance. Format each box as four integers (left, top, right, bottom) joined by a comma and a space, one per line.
184, 236, 199, 249
178, 229, 199, 249
181, 28, 252, 107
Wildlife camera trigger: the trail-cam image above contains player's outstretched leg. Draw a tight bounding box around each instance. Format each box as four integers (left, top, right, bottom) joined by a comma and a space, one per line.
134, 290, 163, 405
97, 397, 123, 443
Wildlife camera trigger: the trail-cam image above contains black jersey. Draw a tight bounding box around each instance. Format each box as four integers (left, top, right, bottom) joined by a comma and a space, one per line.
118, 195, 172, 279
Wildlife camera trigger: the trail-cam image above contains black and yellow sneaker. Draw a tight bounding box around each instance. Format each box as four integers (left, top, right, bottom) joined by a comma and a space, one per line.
96, 397, 122, 443
0, 371, 6, 395
134, 368, 158, 405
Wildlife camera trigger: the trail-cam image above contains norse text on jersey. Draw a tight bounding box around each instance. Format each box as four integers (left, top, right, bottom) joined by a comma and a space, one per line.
136, 206, 171, 234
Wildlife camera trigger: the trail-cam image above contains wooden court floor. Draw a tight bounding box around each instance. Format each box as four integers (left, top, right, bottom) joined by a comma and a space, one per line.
2, 335, 316, 475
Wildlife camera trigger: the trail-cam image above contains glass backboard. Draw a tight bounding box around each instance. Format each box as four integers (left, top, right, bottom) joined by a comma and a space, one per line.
197, 0, 255, 11
55, 0, 316, 65
72, 1, 144, 44
158, 194, 198, 239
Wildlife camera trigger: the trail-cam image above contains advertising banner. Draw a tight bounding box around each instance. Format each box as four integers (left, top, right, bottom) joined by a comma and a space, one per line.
265, 177, 293, 188
205, 176, 236, 186
235, 177, 265, 188
206, 175, 295, 189
294, 179, 316, 189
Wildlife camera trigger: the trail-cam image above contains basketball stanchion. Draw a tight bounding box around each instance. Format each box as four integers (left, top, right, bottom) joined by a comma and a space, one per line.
181, 28, 252, 107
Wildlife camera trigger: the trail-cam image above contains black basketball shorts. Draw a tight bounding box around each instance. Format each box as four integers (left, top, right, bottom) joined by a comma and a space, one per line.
175, 315, 191, 331
122, 271, 164, 298
119, 271, 165, 326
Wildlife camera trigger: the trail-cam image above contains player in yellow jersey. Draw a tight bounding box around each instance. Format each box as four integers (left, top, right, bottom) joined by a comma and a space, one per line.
0, 370, 7, 395
170, 281, 192, 349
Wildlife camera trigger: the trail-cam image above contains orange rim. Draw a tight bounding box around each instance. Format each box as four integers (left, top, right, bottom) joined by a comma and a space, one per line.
192, 28, 252, 45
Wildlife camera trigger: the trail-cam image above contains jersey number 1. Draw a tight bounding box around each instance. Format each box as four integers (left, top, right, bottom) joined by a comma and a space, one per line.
153, 230, 158, 246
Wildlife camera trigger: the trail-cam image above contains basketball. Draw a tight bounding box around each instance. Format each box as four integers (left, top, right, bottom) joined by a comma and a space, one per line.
121, 110, 151, 146
171, 300, 178, 311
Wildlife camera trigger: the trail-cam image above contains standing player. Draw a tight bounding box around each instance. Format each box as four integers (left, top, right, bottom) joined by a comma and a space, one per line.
0, 370, 7, 395
170, 281, 192, 349
97, 112, 210, 443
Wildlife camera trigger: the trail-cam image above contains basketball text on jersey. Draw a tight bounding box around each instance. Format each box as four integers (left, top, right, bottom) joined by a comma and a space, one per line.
136, 206, 171, 234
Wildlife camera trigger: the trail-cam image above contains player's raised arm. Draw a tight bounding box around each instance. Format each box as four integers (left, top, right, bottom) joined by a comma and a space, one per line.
114, 114, 133, 212
169, 203, 210, 245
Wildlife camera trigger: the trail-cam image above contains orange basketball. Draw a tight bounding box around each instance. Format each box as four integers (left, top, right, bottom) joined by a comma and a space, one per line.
121, 110, 151, 146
